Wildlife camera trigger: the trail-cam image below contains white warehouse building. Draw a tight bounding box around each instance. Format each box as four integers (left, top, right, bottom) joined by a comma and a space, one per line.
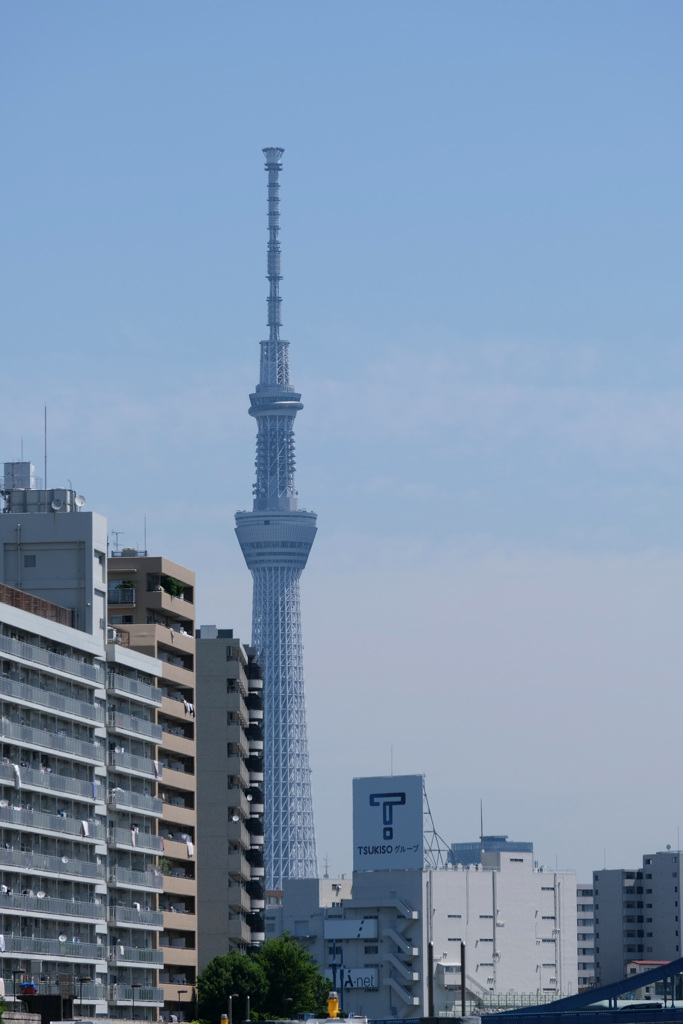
267, 776, 578, 1019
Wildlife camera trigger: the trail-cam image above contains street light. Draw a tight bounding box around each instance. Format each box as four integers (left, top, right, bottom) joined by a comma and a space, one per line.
228, 991, 239, 1024
78, 976, 92, 1018
12, 969, 25, 1007
131, 981, 142, 1021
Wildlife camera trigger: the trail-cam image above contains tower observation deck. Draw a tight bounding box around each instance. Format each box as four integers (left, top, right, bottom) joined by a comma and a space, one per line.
235, 148, 318, 889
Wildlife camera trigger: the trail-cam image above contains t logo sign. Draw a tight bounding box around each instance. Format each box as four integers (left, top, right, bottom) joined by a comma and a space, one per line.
369, 791, 406, 840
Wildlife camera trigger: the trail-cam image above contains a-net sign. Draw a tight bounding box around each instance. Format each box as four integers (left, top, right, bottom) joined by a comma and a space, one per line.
353, 774, 424, 871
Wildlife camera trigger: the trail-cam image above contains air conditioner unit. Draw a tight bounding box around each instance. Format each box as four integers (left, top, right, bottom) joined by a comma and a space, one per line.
106, 627, 117, 643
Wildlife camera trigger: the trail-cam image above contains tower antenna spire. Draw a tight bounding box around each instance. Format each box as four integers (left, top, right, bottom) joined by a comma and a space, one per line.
264, 147, 284, 348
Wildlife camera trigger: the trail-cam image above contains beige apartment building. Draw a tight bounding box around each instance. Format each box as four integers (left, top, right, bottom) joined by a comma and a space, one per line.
108, 552, 197, 1022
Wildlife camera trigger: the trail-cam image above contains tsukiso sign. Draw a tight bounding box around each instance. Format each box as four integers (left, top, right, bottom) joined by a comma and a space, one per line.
353, 774, 424, 871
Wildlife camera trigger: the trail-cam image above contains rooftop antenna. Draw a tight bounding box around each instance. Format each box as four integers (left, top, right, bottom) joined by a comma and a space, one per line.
390, 744, 393, 776
144, 515, 147, 555
20, 437, 23, 461
323, 853, 329, 879
480, 799, 484, 862
112, 531, 124, 553
44, 405, 47, 491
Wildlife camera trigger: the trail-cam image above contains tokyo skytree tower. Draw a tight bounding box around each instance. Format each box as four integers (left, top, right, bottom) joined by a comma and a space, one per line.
235, 148, 318, 888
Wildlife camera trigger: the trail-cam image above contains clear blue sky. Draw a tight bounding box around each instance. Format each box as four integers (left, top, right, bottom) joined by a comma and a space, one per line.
2, 1, 683, 879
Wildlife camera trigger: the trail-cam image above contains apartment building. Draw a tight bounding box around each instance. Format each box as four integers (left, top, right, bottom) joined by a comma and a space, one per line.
576, 883, 595, 990
0, 463, 164, 1020
196, 628, 265, 968
594, 849, 682, 985
107, 553, 198, 1022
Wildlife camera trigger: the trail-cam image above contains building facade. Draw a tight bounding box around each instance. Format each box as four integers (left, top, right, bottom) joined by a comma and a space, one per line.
235, 147, 318, 889
107, 552, 198, 1021
576, 883, 595, 990
594, 849, 682, 985
0, 464, 164, 1019
196, 629, 265, 966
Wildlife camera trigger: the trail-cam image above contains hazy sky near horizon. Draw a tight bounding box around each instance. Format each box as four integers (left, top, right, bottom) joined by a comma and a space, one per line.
2, 1, 683, 880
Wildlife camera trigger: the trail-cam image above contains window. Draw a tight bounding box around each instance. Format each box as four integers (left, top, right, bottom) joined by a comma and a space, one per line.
23, 554, 36, 567
541, 886, 554, 891
448, 914, 462, 919
541, 938, 555, 943
364, 945, 378, 954
448, 937, 462, 942
110, 615, 133, 624
226, 646, 233, 659
542, 916, 556, 920
480, 914, 493, 919
510, 857, 524, 862
479, 938, 493, 943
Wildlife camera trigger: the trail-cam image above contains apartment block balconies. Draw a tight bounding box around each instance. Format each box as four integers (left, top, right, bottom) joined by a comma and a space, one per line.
0, 633, 105, 685
109, 866, 163, 891
108, 787, 163, 817
107, 749, 160, 780
0, 846, 105, 880
107, 710, 162, 743
107, 672, 162, 707
0, 891, 106, 922
109, 904, 164, 928
0, 804, 104, 841
1, 935, 106, 960
108, 944, 164, 965
1, 674, 105, 724
0, 719, 103, 764
0, 762, 99, 801
109, 984, 165, 1006
107, 826, 163, 853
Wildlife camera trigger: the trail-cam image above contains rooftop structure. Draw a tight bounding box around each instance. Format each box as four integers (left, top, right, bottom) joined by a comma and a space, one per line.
235, 147, 318, 888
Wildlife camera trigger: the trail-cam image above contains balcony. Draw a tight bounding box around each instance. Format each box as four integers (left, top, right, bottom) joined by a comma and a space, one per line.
107, 672, 162, 706
0, 805, 105, 841
108, 710, 162, 743
0, 674, 105, 724
109, 866, 163, 891
0, 891, 106, 920
108, 826, 163, 853
108, 588, 137, 605
0, 846, 105, 880
1, 935, 106, 959
107, 749, 159, 779
0, 719, 103, 763
108, 788, 163, 816
109, 984, 165, 1005
108, 944, 164, 965
109, 905, 164, 928
0, 761, 99, 801
227, 819, 250, 847
0, 633, 105, 684
225, 756, 250, 788
226, 851, 249, 880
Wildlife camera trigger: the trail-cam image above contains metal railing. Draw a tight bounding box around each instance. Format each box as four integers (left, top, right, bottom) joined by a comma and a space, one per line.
0, 891, 106, 919
109, 984, 165, 1003
0, 761, 99, 800
107, 788, 163, 815
0, 805, 104, 840
108, 944, 164, 964
0, 719, 103, 762
108, 826, 163, 852
0, 673, 105, 723
109, 866, 163, 890
1, 934, 106, 958
107, 710, 162, 742
108, 589, 136, 605
107, 749, 158, 777
0, 633, 105, 683
109, 905, 163, 927
0, 846, 105, 879
107, 672, 162, 705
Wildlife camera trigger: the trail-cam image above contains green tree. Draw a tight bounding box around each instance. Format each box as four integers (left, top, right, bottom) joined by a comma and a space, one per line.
255, 933, 331, 1018
198, 950, 267, 1024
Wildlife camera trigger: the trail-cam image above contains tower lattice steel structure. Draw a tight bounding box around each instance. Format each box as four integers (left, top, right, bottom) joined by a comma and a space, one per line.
235, 147, 318, 889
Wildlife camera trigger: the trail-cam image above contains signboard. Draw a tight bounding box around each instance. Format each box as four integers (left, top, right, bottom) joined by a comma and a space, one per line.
353, 774, 424, 872
324, 967, 379, 991
324, 918, 378, 939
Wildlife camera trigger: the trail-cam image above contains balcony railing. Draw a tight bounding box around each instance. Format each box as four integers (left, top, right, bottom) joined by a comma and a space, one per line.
0, 805, 104, 840
0, 674, 105, 723
1, 935, 106, 959
107, 672, 162, 705
108, 944, 164, 964
0, 891, 106, 920
109, 905, 164, 927
108, 589, 136, 605
109, 866, 163, 890
0, 719, 103, 763
0, 761, 99, 800
0, 633, 105, 683
107, 711, 162, 742
108, 826, 163, 852
109, 984, 165, 1003
107, 788, 163, 816
0, 847, 105, 879
107, 749, 159, 778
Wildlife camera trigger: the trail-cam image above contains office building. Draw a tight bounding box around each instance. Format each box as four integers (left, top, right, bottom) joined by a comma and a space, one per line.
107, 551, 197, 1020
594, 849, 682, 985
0, 462, 164, 1020
235, 147, 318, 888
196, 629, 265, 966
267, 775, 578, 1018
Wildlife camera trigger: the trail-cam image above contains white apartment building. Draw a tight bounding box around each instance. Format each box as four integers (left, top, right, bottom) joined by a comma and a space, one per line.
576, 883, 595, 990
0, 463, 164, 1019
267, 775, 578, 1019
